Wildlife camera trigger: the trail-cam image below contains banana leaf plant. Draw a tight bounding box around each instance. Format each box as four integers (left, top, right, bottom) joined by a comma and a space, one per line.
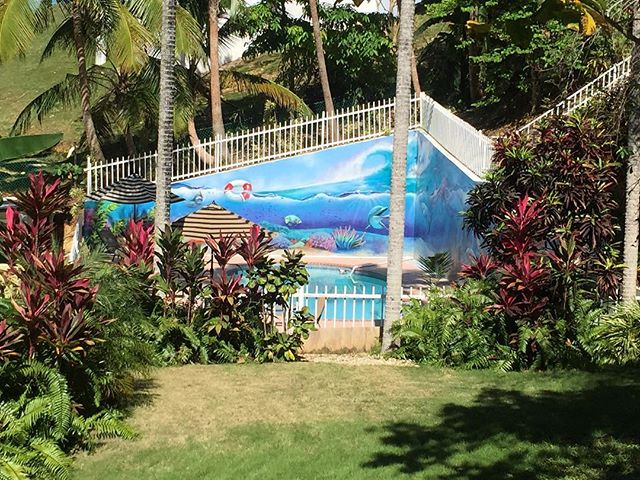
0, 133, 63, 193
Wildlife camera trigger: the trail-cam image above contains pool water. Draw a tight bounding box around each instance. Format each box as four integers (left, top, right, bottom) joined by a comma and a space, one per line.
293, 266, 386, 324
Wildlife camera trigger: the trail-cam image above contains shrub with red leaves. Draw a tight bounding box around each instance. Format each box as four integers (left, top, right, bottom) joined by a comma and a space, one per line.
463, 116, 622, 367
465, 116, 621, 299
118, 219, 154, 269
0, 173, 103, 363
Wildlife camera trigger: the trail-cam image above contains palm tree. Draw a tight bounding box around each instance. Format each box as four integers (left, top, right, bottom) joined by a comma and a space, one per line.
381, 0, 415, 352
308, 0, 335, 117
155, 0, 177, 238
623, 5, 640, 302
69, 1, 106, 162
1, 0, 202, 163
12, 63, 160, 155
0, 0, 114, 162
209, 0, 225, 136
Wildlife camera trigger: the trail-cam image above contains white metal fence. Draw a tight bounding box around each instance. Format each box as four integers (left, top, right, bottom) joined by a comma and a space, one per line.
86, 93, 494, 194
421, 94, 494, 176
519, 55, 632, 135
290, 284, 428, 328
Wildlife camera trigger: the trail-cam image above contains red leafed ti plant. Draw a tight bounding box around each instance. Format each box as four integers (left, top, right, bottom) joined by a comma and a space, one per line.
118, 219, 155, 269
0, 173, 104, 363
464, 116, 623, 368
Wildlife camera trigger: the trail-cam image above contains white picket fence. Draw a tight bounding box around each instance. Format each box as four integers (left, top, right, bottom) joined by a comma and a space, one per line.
290, 284, 428, 328
519, 55, 632, 135
86, 93, 494, 194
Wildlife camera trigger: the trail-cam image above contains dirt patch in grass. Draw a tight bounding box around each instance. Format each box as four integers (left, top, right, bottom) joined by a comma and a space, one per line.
97, 363, 432, 450
303, 353, 417, 367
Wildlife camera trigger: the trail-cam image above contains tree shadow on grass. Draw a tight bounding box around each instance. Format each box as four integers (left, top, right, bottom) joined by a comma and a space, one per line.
119, 377, 160, 413
363, 373, 640, 479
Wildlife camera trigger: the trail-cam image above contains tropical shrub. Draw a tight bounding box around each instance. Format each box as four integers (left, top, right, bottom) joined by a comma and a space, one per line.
118, 219, 154, 269
151, 226, 315, 364
587, 302, 640, 366
392, 280, 515, 370
462, 116, 622, 368
418, 252, 453, 282
0, 174, 150, 479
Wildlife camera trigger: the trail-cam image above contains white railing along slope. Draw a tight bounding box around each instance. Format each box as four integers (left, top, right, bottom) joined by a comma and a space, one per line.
519, 55, 632, 135
86, 55, 633, 194
421, 95, 494, 176
86, 94, 493, 194
87, 97, 419, 194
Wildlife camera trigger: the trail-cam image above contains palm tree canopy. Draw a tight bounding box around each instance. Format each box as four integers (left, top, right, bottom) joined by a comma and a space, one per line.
1, 0, 205, 69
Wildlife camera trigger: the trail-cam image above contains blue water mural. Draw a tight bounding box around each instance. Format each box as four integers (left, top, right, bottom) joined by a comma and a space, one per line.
413, 133, 482, 268
83, 130, 481, 261
165, 134, 420, 255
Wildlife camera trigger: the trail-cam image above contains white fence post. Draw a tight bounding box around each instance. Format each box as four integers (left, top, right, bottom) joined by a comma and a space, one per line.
86, 156, 92, 195
214, 134, 221, 172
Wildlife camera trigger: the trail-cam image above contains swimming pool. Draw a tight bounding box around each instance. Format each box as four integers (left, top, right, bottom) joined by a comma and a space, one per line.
293, 266, 386, 325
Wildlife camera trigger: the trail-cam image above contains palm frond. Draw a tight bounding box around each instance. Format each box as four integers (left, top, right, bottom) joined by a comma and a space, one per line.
221, 69, 311, 116
107, 1, 154, 73
176, 5, 205, 59
11, 65, 111, 135
0, 0, 42, 62
40, 16, 74, 61
128, 0, 204, 59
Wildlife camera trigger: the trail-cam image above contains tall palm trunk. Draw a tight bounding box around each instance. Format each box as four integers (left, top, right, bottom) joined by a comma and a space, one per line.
209, 0, 225, 137
622, 6, 640, 302
71, 0, 106, 163
155, 0, 177, 241
381, 0, 415, 351
411, 51, 421, 95
309, 0, 334, 117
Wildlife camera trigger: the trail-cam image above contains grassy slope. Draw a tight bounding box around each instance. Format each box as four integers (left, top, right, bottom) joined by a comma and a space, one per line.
0, 25, 83, 147
75, 363, 640, 480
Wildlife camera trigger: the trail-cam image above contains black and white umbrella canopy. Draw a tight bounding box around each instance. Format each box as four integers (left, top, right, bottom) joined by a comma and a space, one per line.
88, 174, 183, 204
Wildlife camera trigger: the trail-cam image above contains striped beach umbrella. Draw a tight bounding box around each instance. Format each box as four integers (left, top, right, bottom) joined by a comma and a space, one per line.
88, 174, 184, 221
88, 174, 183, 204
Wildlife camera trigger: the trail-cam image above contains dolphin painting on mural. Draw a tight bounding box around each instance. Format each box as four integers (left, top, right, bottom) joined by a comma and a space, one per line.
366, 205, 389, 230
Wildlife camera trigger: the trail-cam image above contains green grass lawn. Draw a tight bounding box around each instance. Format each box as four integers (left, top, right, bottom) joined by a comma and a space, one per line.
73, 362, 640, 479
0, 22, 83, 146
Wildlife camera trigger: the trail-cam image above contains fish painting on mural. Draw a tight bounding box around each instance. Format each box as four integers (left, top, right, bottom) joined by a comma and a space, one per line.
284, 214, 302, 227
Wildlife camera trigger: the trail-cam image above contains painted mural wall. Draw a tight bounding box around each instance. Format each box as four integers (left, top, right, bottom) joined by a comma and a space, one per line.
83, 130, 481, 262
413, 132, 482, 269
169, 134, 419, 256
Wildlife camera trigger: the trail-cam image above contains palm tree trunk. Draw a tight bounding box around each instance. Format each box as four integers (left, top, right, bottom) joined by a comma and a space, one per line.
382, 0, 415, 352
209, 0, 225, 137
71, 0, 105, 163
187, 117, 215, 165
411, 51, 421, 95
622, 7, 640, 302
467, 8, 482, 103
309, 0, 334, 117
155, 0, 177, 241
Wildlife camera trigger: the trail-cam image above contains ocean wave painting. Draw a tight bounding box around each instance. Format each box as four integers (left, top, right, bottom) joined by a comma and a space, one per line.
83, 130, 481, 262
